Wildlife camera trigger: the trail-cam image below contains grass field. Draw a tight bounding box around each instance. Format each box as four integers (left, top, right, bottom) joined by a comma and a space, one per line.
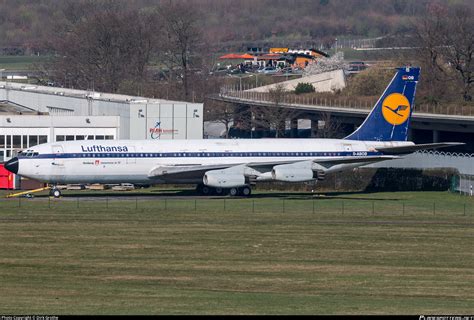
0, 190, 473, 315
0, 55, 50, 70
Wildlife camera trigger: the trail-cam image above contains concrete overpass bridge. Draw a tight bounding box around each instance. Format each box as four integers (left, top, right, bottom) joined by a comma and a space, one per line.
211, 88, 474, 153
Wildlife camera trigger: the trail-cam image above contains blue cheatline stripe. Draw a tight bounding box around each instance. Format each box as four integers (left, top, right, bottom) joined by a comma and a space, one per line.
20, 151, 382, 159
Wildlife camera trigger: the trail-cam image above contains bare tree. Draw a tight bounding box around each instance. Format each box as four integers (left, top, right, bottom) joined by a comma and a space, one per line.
158, 1, 204, 101
441, 6, 474, 101
269, 83, 287, 106
253, 83, 300, 138
204, 100, 236, 138
314, 112, 343, 138
49, 6, 159, 93
413, 3, 473, 101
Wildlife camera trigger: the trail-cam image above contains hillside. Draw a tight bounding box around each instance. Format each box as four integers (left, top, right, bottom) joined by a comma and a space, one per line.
0, 0, 470, 53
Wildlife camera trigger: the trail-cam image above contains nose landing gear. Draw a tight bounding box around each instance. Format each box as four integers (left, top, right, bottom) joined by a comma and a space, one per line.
49, 186, 62, 198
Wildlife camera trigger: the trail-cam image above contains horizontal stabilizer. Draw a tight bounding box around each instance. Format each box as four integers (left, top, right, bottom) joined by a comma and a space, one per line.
376, 142, 465, 155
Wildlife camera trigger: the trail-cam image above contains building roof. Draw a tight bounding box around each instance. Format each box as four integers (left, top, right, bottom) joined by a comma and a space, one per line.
219, 53, 255, 59
0, 81, 189, 106
0, 100, 38, 115
258, 53, 282, 60
311, 48, 330, 57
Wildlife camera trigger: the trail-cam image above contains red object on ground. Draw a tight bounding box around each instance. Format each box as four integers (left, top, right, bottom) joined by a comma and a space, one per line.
0, 164, 15, 189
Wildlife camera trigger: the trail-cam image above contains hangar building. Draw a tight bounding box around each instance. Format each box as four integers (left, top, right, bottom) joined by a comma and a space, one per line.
0, 81, 203, 164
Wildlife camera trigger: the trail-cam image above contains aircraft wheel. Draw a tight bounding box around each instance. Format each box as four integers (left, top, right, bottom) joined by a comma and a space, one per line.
215, 187, 224, 195
51, 189, 61, 198
240, 186, 252, 197
196, 184, 203, 192
201, 186, 211, 195
229, 187, 239, 197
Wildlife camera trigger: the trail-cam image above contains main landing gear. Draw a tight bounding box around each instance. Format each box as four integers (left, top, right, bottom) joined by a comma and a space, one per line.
196, 184, 252, 197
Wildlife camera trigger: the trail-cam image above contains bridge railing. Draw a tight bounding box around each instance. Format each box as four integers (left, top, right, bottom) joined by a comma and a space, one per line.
219, 86, 474, 117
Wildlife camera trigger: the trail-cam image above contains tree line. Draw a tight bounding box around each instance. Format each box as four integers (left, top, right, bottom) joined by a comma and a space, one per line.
0, 0, 439, 51
37, 1, 204, 100
0, 0, 470, 113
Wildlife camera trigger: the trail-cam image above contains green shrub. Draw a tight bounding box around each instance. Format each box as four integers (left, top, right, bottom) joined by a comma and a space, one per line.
344, 67, 393, 96
294, 82, 315, 95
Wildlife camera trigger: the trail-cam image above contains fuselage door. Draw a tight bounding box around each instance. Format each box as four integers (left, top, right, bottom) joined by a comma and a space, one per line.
51, 145, 65, 166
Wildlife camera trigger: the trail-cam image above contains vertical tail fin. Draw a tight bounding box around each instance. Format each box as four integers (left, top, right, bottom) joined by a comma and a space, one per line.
344, 67, 420, 141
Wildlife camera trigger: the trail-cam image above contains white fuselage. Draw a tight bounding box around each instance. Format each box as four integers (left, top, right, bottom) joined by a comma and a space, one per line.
14, 139, 412, 185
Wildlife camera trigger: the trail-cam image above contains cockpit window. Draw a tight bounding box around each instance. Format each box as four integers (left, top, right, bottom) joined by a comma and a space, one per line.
23, 150, 39, 157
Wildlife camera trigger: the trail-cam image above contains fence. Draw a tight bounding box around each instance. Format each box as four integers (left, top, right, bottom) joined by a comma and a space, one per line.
335, 38, 379, 49
0, 196, 472, 217
219, 86, 474, 117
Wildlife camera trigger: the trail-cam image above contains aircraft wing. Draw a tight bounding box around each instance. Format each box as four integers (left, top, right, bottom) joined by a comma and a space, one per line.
309, 155, 399, 168
148, 161, 293, 180
147, 155, 400, 181
148, 163, 234, 181
376, 142, 464, 155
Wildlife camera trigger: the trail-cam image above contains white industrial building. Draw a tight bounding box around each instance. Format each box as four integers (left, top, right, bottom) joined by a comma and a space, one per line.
0, 81, 203, 162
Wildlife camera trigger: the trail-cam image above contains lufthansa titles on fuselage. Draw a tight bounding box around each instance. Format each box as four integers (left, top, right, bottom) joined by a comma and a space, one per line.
81, 145, 129, 152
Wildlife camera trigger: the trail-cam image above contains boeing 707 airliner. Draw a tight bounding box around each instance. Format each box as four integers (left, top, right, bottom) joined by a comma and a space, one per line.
4, 67, 462, 197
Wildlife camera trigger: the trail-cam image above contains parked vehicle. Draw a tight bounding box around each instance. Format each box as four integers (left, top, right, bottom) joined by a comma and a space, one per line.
257, 67, 278, 74
346, 61, 368, 74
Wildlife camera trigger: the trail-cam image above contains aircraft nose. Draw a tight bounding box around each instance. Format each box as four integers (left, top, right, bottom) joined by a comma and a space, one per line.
4, 157, 19, 174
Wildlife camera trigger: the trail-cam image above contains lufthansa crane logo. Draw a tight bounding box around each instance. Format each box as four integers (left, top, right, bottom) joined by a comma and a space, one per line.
381, 93, 411, 125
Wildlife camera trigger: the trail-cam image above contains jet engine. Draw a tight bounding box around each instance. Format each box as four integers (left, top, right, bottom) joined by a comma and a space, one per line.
271, 162, 327, 183
203, 170, 246, 188
271, 167, 315, 182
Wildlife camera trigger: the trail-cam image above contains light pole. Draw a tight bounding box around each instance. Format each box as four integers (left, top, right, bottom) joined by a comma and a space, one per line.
335, 38, 338, 55
228, 74, 255, 91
